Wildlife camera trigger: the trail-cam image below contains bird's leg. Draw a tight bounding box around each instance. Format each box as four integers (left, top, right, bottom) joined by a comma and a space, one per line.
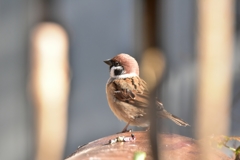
121, 121, 132, 133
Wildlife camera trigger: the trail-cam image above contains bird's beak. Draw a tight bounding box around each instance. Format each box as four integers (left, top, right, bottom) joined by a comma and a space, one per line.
104, 59, 112, 66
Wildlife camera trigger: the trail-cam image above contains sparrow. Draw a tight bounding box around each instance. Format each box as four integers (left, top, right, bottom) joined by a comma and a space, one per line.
104, 53, 190, 132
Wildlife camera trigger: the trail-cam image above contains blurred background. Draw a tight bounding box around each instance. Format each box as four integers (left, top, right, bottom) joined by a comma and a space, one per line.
0, 0, 239, 160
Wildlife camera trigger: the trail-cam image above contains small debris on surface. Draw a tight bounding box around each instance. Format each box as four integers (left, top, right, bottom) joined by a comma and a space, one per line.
108, 134, 135, 144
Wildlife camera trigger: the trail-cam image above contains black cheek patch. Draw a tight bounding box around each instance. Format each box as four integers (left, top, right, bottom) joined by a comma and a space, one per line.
114, 69, 123, 76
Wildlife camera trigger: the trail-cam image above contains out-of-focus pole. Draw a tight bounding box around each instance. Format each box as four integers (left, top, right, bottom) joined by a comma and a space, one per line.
30, 23, 70, 160
196, 0, 234, 159
141, 0, 165, 159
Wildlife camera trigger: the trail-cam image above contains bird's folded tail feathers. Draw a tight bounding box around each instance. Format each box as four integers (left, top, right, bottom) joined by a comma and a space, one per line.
156, 101, 190, 127
166, 113, 190, 127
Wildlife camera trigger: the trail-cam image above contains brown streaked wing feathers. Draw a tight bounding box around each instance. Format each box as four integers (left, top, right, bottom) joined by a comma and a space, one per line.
112, 77, 149, 108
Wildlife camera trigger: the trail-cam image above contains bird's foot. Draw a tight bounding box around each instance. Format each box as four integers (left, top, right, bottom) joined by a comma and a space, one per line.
121, 128, 132, 133
117, 128, 132, 134
119, 121, 131, 133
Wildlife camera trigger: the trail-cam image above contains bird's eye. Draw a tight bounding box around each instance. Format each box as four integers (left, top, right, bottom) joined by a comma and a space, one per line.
115, 62, 119, 66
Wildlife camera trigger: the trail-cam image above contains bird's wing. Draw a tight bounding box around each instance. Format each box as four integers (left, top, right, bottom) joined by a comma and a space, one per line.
112, 77, 149, 108
112, 77, 190, 126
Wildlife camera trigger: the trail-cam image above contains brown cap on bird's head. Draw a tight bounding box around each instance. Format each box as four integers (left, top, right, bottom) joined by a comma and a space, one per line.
104, 53, 139, 76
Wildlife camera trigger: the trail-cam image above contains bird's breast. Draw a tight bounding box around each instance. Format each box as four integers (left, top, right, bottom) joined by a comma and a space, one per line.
106, 81, 130, 122
106, 80, 149, 127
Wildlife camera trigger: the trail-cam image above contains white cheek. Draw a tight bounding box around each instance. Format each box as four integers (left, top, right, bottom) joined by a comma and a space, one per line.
110, 67, 115, 77
109, 66, 138, 79
110, 66, 123, 77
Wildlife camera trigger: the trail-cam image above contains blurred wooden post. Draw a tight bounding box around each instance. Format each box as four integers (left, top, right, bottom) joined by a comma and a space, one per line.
196, 0, 234, 159
142, 0, 164, 159
30, 22, 70, 160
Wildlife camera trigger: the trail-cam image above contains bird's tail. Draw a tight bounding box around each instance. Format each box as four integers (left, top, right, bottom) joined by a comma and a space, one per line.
156, 101, 190, 127
163, 112, 190, 127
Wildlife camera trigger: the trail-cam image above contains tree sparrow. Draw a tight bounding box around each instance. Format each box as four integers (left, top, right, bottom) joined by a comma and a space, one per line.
104, 53, 189, 132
